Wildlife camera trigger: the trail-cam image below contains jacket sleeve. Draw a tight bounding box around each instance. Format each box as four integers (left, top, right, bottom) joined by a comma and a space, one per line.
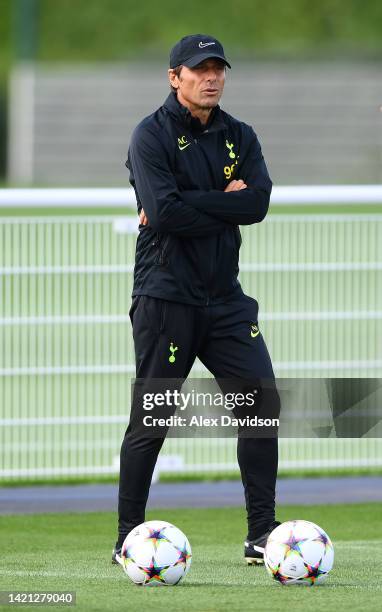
181, 128, 272, 225
127, 126, 230, 237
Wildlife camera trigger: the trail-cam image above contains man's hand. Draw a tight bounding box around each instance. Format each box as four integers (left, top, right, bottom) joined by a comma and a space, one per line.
224, 179, 247, 192
139, 209, 148, 225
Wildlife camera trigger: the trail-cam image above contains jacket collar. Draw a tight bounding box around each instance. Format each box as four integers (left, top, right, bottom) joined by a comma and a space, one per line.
163, 92, 227, 135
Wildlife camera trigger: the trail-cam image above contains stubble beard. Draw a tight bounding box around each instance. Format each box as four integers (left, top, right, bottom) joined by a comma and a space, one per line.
199, 93, 222, 110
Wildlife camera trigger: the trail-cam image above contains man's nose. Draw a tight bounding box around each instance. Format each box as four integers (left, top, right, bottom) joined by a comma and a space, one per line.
205, 69, 218, 81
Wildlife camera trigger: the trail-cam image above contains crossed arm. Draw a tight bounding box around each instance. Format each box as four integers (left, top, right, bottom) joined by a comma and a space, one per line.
128, 126, 272, 235
139, 178, 247, 225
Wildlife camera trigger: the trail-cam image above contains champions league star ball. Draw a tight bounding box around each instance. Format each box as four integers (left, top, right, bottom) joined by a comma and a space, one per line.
264, 520, 334, 586
121, 520, 192, 586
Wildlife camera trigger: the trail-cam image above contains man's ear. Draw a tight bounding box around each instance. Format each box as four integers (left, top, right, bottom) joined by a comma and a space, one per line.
168, 69, 178, 90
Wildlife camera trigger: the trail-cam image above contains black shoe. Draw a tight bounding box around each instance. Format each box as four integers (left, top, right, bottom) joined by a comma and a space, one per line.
111, 546, 122, 566
244, 521, 281, 565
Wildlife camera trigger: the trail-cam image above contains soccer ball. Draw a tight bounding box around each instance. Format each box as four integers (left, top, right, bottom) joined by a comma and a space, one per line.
264, 520, 334, 586
121, 520, 192, 586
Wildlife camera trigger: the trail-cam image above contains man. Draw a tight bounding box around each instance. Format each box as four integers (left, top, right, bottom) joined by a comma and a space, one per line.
113, 34, 280, 566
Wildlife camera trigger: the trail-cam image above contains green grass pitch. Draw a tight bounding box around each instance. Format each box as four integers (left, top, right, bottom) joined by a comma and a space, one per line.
0, 503, 381, 611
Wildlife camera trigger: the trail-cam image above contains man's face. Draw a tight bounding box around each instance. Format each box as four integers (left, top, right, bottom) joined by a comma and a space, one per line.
169, 59, 226, 111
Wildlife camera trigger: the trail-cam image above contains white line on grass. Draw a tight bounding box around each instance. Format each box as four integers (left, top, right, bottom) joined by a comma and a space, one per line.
0, 569, 126, 580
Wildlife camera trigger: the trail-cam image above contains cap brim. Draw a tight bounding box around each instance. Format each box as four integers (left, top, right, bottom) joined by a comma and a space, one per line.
183, 53, 231, 69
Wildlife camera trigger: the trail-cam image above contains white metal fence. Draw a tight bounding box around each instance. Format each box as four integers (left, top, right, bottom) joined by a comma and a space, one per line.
1, 186, 382, 479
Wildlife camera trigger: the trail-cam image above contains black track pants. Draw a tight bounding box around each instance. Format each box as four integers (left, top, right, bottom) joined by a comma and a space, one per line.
118, 294, 279, 544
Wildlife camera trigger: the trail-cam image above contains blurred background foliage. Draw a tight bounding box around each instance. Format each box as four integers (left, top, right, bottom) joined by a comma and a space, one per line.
0, 0, 381, 179
36, 0, 382, 62
1, 0, 381, 74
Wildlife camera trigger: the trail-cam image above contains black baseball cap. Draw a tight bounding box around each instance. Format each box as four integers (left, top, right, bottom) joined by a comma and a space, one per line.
170, 34, 231, 69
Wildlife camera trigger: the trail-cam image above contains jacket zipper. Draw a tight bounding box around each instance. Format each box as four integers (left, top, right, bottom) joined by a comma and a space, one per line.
198, 131, 218, 306
192, 135, 210, 305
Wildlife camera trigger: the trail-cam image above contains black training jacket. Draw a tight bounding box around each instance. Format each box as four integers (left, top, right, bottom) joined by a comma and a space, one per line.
126, 92, 272, 306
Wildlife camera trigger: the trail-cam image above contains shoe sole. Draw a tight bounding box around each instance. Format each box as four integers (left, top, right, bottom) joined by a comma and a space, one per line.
245, 556, 264, 566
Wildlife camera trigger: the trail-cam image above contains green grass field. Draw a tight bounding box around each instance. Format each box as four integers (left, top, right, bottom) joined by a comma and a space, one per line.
0, 503, 381, 611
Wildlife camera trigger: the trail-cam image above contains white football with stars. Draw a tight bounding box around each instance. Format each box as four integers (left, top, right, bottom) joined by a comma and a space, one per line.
264, 520, 334, 586
121, 520, 192, 586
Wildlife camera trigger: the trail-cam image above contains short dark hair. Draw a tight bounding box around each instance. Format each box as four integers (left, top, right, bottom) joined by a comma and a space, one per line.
170, 65, 182, 93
